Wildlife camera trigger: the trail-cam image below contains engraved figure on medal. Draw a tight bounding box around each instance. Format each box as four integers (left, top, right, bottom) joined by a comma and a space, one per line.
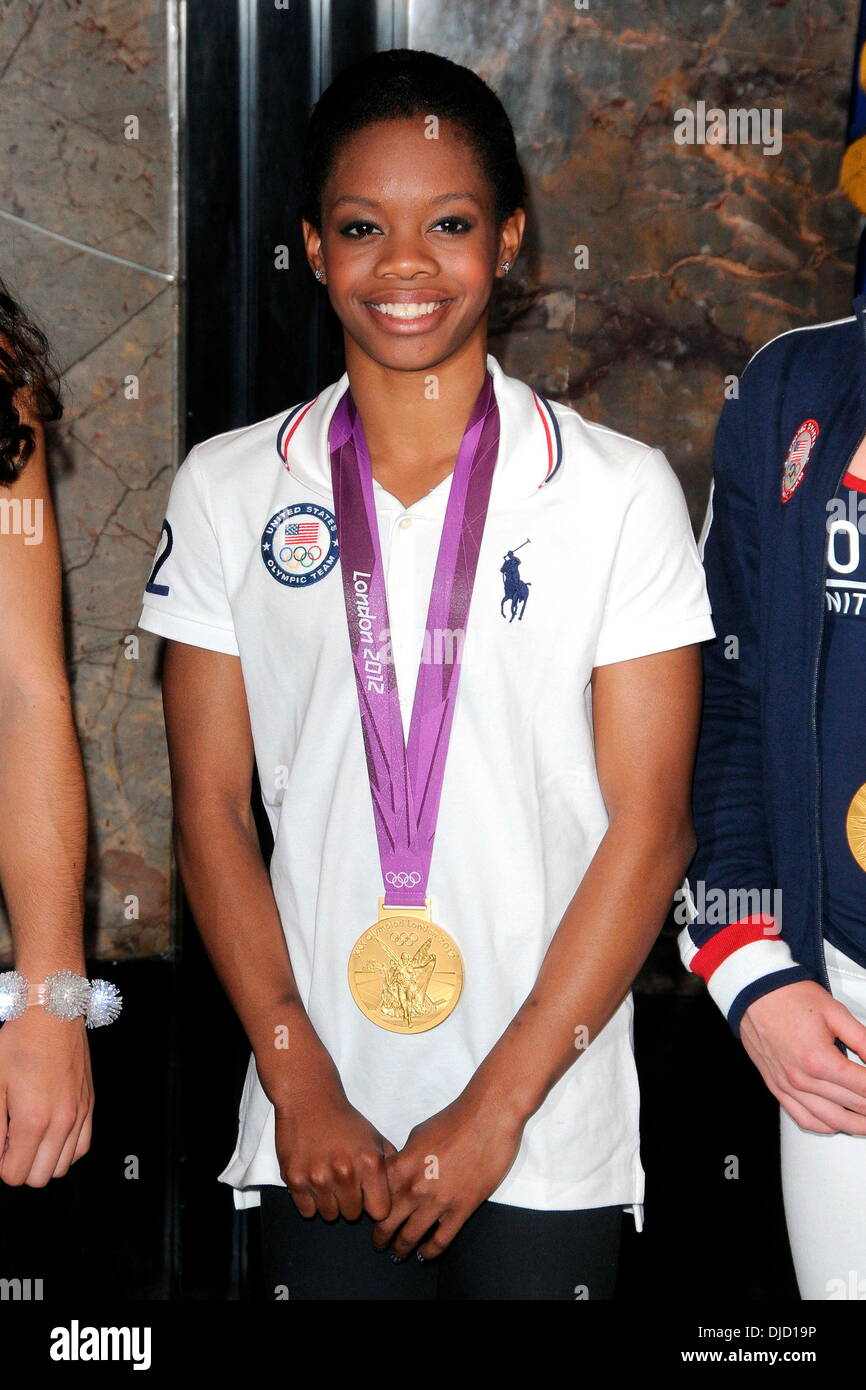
378, 937, 436, 1027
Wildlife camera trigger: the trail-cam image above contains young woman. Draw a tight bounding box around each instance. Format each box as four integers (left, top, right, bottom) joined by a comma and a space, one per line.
0, 281, 95, 1186
140, 48, 714, 1300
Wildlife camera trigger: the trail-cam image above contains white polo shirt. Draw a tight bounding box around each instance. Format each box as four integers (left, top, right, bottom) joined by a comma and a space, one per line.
138, 352, 715, 1216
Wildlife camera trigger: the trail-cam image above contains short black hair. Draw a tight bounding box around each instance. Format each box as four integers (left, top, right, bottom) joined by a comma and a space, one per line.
300, 48, 526, 233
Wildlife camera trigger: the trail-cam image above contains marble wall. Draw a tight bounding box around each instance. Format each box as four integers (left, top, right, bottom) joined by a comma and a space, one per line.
0, 0, 178, 960
0, 0, 862, 961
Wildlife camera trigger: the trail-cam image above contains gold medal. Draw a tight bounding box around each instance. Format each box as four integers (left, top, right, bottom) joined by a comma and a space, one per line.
348, 898, 464, 1033
846, 782, 866, 872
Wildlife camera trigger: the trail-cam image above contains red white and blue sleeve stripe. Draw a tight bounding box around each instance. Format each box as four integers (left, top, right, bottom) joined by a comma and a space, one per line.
677, 901, 810, 1031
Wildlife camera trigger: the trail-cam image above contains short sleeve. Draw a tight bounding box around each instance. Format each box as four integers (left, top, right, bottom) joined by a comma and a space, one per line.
137, 446, 240, 656
593, 446, 715, 667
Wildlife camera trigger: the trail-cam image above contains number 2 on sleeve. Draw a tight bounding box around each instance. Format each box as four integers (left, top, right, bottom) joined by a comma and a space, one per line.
146, 518, 174, 596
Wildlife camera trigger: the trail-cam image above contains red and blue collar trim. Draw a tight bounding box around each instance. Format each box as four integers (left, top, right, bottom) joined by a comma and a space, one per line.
277, 395, 318, 468
276, 365, 565, 496
532, 389, 563, 487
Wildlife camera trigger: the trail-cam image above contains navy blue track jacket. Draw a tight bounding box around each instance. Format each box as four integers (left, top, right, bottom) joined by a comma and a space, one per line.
678, 295, 866, 1034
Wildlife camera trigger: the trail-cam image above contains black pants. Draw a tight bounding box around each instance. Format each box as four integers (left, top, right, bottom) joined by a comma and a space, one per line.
258, 1185, 623, 1301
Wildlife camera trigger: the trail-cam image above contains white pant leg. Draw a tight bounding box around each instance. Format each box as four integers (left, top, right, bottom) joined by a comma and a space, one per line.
779, 941, 866, 1300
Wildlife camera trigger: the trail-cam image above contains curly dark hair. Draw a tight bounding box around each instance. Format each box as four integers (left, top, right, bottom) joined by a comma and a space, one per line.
0, 277, 64, 486
300, 48, 526, 233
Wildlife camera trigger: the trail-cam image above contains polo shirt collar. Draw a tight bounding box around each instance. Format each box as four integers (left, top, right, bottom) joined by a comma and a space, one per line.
276, 352, 563, 511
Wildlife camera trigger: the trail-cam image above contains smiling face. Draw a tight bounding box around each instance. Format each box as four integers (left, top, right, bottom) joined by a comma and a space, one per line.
302, 117, 524, 374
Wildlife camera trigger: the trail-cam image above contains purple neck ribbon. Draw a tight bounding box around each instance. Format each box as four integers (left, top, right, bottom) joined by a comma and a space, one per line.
328, 371, 500, 909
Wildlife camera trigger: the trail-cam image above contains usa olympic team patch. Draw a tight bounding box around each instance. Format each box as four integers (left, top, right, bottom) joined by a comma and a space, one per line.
261, 502, 339, 586
781, 418, 819, 503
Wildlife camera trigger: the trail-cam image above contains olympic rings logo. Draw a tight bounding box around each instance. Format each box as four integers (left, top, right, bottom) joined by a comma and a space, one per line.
385, 871, 422, 888
278, 543, 323, 568
391, 931, 419, 949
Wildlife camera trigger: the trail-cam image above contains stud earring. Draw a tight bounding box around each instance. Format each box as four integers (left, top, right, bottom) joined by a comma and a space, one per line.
314, 267, 324, 282
500, 260, 511, 275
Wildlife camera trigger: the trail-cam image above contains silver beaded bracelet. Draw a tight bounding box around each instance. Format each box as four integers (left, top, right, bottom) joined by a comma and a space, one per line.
0, 969, 122, 1029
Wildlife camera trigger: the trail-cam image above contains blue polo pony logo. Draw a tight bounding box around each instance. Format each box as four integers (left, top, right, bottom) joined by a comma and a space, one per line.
500, 539, 531, 621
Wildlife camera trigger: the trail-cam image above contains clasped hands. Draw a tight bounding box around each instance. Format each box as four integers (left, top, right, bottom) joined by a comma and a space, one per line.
274, 1081, 524, 1262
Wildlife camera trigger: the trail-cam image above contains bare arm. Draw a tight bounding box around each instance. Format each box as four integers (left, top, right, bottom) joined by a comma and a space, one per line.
374, 644, 703, 1258
162, 639, 394, 1220
0, 399, 92, 1186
